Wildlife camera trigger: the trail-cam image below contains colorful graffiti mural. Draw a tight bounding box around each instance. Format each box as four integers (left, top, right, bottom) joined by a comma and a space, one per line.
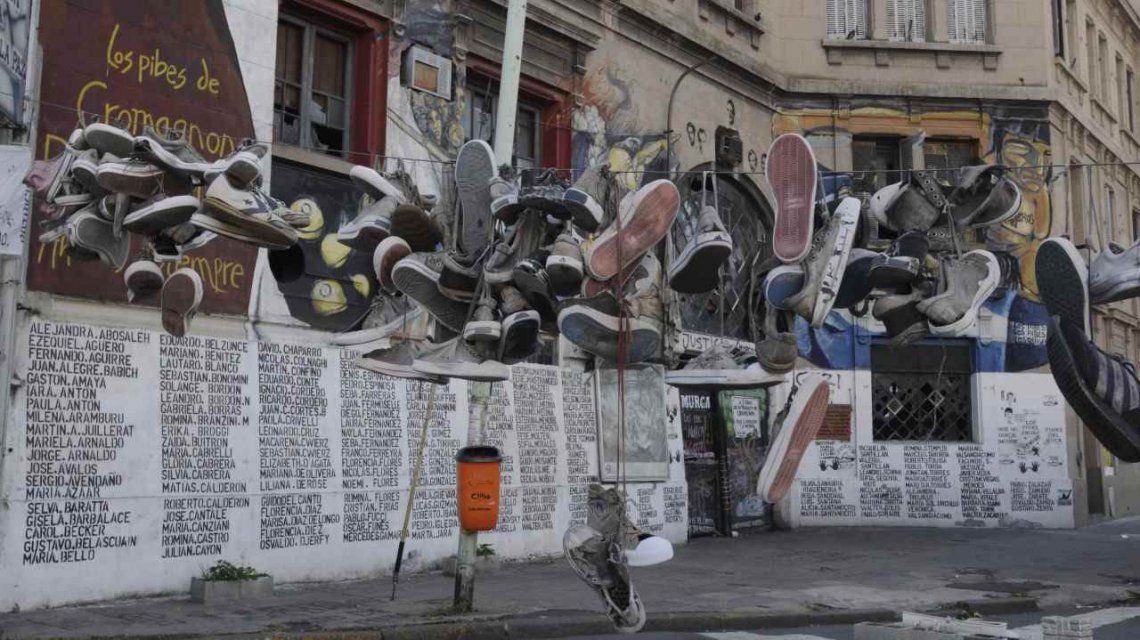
773, 104, 1053, 373
573, 66, 670, 188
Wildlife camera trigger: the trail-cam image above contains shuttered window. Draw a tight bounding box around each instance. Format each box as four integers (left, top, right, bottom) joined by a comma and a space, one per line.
887, 0, 926, 42
826, 0, 868, 40
948, 0, 988, 44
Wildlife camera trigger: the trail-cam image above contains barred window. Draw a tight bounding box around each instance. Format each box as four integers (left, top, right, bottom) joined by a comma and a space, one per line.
871, 344, 975, 442
948, 0, 988, 44
887, 0, 925, 42
826, 0, 868, 40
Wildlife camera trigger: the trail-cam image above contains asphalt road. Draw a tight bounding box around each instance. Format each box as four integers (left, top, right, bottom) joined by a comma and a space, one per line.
560, 606, 1140, 639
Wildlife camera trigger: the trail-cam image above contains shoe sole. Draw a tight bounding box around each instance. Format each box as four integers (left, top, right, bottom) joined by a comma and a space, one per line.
767, 134, 817, 263
557, 305, 660, 363
547, 255, 584, 297
757, 377, 830, 503
1047, 317, 1140, 462
338, 223, 390, 254
667, 232, 732, 294
161, 271, 202, 338
389, 205, 439, 252
926, 251, 1000, 337
134, 138, 213, 178
204, 196, 298, 246
349, 166, 405, 203
500, 310, 540, 363
71, 214, 128, 269
1036, 238, 1090, 336
96, 166, 164, 199
125, 268, 164, 304
563, 189, 604, 232
586, 180, 679, 281
811, 198, 860, 327
513, 267, 555, 321
664, 368, 786, 390
330, 306, 423, 345
84, 124, 136, 157
122, 195, 200, 235
356, 355, 443, 384
190, 212, 293, 250
463, 320, 502, 342
225, 153, 261, 188
412, 357, 510, 383
455, 140, 495, 254
391, 260, 470, 333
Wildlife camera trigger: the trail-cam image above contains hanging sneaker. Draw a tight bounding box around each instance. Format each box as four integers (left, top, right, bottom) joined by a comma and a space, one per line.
374, 236, 412, 295
878, 170, 949, 233
833, 248, 878, 310
809, 197, 860, 327
349, 165, 407, 203
83, 122, 136, 157
199, 174, 298, 249
391, 252, 471, 333
489, 175, 522, 223
873, 281, 934, 347
160, 268, 204, 338
95, 159, 170, 200
757, 374, 830, 503
584, 179, 679, 281
439, 250, 483, 302
1046, 316, 1140, 462
70, 149, 105, 196
124, 260, 164, 304
455, 139, 496, 254
389, 203, 442, 251
668, 201, 733, 294
223, 141, 268, 188
133, 126, 216, 180
783, 203, 855, 325
412, 337, 510, 382
1088, 240, 1140, 306
563, 525, 646, 633
557, 292, 662, 363
484, 211, 547, 284
515, 168, 572, 219
513, 256, 556, 323
500, 312, 541, 364
766, 133, 817, 264
331, 297, 423, 346
764, 265, 804, 312
546, 226, 585, 298
463, 290, 501, 343
66, 207, 129, 269
1036, 237, 1091, 336
948, 165, 1021, 230
755, 306, 798, 373
665, 341, 785, 389
867, 181, 905, 233
122, 195, 200, 235
917, 250, 1000, 337
867, 230, 929, 290
356, 339, 445, 384
338, 197, 396, 253
561, 166, 610, 232
581, 250, 661, 299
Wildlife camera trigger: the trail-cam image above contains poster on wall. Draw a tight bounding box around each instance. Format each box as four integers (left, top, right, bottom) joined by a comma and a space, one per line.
27, 0, 259, 314
0, 0, 30, 124
597, 365, 669, 482
0, 145, 30, 256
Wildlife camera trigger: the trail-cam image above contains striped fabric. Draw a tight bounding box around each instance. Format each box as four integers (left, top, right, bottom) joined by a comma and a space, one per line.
1094, 351, 1140, 415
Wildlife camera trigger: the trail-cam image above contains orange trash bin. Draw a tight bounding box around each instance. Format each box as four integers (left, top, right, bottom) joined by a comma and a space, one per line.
455, 446, 501, 532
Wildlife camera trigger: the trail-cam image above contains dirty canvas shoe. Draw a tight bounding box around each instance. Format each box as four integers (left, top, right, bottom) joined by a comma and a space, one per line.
66, 207, 129, 269
1088, 239, 1140, 307
917, 249, 999, 336
557, 292, 662, 363
809, 196, 860, 327
584, 179, 680, 281
200, 174, 298, 248
833, 248, 877, 310
764, 265, 805, 312
561, 166, 611, 232
757, 374, 830, 504
223, 141, 268, 188
484, 211, 547, 284
546, 226, 585, 298
563, 525, 647, 633
374, 236, 412, 295
122, 195, 200, 236
455, 139, 497, 254
83, 122, 136, 158
665, 341, 785, 389
439, 250, 483, 302
1047, 316, 1140, 463
391, 252, 471, 333
867, 230, 929, 290
133, 126, 216, 180
873, 281, 934, 347
124, 260, 164, 304
766, 133, 817, 263
1036, 236, 1091, 336
412, 337, 510, 382
330, 298, 423, 347
337, 197, 395, 253
349, 165, 407, 204
756, 306, 798, 373
160, 268, 204, 338
948, 165, 1022, 230
356, 339, 445, 384
667, 201, 733, 294
463, 289, 502, 343
95, 159, 173, 200
513, 256, 556, 323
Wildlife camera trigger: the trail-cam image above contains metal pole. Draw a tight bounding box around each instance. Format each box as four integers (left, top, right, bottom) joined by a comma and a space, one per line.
491, 0, 527, 167
453, 381, 492, 612
391, 382, 438, 600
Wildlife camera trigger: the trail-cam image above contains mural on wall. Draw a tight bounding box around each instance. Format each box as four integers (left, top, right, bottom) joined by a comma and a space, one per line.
28, 0, 259, 315
773, 105, 1053, 373
573, 66, 670, 189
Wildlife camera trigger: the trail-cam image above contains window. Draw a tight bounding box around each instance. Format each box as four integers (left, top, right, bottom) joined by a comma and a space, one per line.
852, 136, 900, 195
1070, 160, 1088, 245
275, 17, 353, 157
1128, 68, 1135, 132
871, 344, 974, 442
923, 138, 977, 184
733, 0, 753, 12
1065, 0, 1078, 67
948, 0, 987, 44
1117, 55, 1126, 118
1099, 33, 1109, 103
1105, 184, 1116, 243
1086, 21, 1098, 93
1132, 209, 1140, 242
1052, 0, 1064, 57
463, 78, 543, 170
887, 0, 925, 42
826, 0, 868, 40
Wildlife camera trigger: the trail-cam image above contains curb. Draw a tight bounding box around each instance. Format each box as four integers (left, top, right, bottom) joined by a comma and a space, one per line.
926, 597, 1040, 617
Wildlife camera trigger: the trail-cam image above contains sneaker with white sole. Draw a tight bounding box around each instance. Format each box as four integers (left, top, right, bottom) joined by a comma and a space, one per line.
455, 139, 496, 254
557, 292, 663, 363
95, 159, 173, 200
122, 195, 201, 235
1036, 237, 1092, 336
200, 174, 298, 248
810, 196, 860, 327
67, 207, 129, 268
391, 252, 471, 332
338, 197, 396, 253
561, 166, 610, 232
763, 265, 804, 312
161, 268, 204, 337
948, 165, 1023, 230
356, 339, 445, 384
224, 141, 268, 188
83, 122, 136, 157
755, 306, 798, 373
665, 342, 785, 389
584, 179, 680, 281
546, 226, 585, 298
1088, 240, 1140, 306
500, 307, 541, 364
374, 236, 412, 295
484, 211, 547, 284
917, 250, 999, 336
464, 290, 502, 343
412, 337, 510, 382
757, 374, 830, 503
124, 260, 164, 304
133, 126, 216, 179
668, 203, 733, 294
349, 165, 407, 203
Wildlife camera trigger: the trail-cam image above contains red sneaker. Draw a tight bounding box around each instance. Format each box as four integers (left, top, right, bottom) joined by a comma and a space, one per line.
767, 133, 818, 264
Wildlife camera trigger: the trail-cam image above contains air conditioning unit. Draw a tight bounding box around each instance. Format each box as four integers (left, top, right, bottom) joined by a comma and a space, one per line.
402, 45, 453, 100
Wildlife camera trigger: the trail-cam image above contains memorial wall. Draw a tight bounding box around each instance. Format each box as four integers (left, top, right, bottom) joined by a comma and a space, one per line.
788, 372, 1075, 529
0, 319, 688, 609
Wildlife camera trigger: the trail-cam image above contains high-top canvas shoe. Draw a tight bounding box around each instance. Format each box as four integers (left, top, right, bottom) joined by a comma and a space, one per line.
766, 133, 817, 263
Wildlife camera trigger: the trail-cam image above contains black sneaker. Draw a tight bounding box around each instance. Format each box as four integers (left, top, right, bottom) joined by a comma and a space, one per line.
391, 252, 471, 333
868, 230, 928, 290
1048, 316, 1140, 462
513, 256, 556, 323
439, 250, 483, 302
500, 308, 541, 364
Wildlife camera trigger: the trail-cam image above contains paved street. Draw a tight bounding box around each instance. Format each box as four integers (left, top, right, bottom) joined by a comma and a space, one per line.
3, 519, 1140, 638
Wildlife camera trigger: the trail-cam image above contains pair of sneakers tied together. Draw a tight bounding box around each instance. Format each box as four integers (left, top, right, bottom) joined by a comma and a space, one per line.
1037, 236, 1140, 463
24, 119, 308, 337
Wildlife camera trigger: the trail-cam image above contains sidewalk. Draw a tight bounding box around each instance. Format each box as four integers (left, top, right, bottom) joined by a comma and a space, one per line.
3, 519, 1140, 639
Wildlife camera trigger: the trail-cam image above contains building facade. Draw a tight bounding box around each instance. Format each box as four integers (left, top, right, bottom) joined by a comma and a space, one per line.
0, 0, 1136, 609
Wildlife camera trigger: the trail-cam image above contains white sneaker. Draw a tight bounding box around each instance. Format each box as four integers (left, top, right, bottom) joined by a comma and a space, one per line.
1089, 240, 1140, 305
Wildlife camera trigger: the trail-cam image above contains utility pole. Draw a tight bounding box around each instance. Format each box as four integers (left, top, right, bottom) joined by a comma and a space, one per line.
453, 0, 526, 614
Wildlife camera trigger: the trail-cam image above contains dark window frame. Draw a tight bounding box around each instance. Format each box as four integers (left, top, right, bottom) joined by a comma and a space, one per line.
275, 14, 354, 158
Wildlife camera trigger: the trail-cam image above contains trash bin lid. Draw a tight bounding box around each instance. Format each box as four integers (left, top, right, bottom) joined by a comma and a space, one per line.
455, 445, 501, 463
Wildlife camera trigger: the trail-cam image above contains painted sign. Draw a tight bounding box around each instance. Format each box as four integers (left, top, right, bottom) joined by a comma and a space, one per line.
27, 0, 259, 314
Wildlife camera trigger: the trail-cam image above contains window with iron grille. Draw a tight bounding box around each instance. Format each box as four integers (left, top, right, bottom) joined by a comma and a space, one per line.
887, 0, 925, 42
947, 0, 988, 44
871, 344, 975, 442
826, 0, 868, 40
